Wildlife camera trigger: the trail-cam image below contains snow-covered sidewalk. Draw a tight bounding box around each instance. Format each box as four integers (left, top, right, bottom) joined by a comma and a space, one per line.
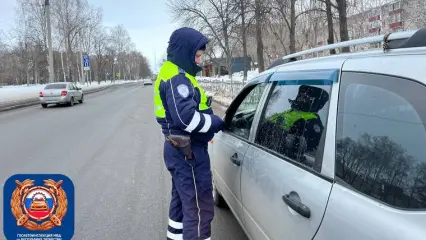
0, 80, 143, 105
196, 69, 259, 107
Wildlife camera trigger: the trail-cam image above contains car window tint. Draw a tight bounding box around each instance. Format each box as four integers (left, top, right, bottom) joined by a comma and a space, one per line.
336, 72, 426, 209
228, 83, 267, 140
255, 81, 332, 170
44, 84, 67, 89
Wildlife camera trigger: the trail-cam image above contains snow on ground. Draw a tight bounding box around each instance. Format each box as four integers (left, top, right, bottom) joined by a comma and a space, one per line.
0, 68, 256, 108
197, 69, 259, 82
0, 80, 144, 104
196, 69, 259, 107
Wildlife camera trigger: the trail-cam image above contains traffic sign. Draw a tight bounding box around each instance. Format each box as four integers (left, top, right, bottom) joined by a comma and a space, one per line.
83, 55, 90, 71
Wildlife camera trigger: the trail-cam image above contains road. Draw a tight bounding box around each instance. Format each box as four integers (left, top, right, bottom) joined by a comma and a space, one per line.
0, 83, 248, 240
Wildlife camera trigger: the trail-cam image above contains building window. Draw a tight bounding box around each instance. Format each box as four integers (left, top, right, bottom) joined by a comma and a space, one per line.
389, 1, 401, 11
395, 12, 401, 22
389, 12, 402, 24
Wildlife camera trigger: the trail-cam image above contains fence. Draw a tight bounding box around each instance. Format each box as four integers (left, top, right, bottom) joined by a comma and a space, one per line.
197, 79, 245, 100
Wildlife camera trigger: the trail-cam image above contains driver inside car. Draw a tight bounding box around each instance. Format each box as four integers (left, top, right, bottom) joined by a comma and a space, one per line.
257, 85, 329, 163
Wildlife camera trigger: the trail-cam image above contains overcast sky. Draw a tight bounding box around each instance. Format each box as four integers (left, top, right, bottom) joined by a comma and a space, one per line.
0, 0, 180, 73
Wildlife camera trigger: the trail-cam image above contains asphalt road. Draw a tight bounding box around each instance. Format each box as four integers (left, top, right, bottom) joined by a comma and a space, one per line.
0, 83, 247, 240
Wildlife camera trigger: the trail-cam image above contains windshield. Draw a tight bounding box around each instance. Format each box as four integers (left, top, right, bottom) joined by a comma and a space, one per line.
44, 84, 67, 89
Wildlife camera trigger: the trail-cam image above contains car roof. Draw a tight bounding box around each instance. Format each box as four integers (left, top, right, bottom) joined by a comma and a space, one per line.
249, 27, 426, 85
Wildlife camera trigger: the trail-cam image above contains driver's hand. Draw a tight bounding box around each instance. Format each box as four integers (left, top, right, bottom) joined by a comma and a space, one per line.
234, 118, 247, 128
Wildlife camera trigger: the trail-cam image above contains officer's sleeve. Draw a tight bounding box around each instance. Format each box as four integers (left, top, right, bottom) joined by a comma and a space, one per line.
165, 74, 223, 133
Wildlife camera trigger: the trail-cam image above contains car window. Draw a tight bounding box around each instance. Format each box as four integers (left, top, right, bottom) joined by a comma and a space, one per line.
336, 72, 426, 209
44, 83, 67, 89
226, 83, 268, 140
255, 80, 332, 171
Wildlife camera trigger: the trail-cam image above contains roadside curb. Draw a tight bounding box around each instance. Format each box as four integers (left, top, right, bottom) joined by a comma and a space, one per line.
0, 84, 118, 113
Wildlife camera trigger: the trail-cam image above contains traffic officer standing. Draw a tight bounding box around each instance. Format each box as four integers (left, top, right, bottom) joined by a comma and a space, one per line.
153, 27, 224, 240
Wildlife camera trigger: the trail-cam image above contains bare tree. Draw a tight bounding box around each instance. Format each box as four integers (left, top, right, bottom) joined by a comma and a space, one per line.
52, 0, 90, 82
403, 0, 426, 29
92, 27, 110, 83
109, 25, 132, 80
271, 0, 322, 54
325, 0, 337, 54
232, 0, 255, 82
168, 0, 240, 76
254, 0, 267, 72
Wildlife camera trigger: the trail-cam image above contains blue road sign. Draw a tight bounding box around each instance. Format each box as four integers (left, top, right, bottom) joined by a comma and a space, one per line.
83, 55, 90, 70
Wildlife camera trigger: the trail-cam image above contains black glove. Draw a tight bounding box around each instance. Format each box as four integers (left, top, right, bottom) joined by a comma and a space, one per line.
210, 114, 225, 133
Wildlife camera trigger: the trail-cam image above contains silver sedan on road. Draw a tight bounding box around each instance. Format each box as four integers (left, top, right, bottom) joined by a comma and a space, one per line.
39, 82, 84, 108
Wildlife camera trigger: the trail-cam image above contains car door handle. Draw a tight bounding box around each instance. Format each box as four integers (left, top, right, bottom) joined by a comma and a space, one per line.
282, 193, 311, 218
230, 153, 241, 166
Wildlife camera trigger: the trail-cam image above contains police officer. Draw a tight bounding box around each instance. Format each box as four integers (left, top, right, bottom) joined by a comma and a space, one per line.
153, 27, 224, 240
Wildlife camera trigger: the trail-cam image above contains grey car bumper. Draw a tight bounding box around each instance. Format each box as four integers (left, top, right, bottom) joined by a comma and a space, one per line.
39, 96, 70, 104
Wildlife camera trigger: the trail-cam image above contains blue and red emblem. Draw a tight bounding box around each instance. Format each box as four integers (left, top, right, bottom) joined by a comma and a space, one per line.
3, 174, 75, 240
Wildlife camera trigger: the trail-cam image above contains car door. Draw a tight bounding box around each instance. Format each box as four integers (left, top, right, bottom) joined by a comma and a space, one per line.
315, 69, 426, 240
240, 69, 339, 240
67, 83, 75, 99
210, 76, 271, 226
71, 83, 81, 99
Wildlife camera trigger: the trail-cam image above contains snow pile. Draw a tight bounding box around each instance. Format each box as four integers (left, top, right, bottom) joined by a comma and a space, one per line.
196, 70, 259, 107
197, 69, 259, 82
199, 81, 244, 107
0, 80, 144, 104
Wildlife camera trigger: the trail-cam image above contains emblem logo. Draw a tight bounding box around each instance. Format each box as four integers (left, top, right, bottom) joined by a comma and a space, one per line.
4, 174, 75, 240
11, 179, 67, 230
177, 84, 190, 98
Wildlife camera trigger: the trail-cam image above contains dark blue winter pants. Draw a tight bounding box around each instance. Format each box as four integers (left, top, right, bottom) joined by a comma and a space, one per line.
164, 140, 214, 240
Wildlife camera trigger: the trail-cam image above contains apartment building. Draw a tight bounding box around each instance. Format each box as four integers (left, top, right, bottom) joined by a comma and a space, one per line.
232, 0, 425, 68
316, 0, 424, 50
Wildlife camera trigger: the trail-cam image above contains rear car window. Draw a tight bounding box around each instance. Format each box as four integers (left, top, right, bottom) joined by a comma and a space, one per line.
44, 83, 67, 89
336, 72, 426, 209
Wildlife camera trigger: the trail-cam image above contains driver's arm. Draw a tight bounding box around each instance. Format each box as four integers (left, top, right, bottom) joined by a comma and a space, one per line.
304, 118, 324, 151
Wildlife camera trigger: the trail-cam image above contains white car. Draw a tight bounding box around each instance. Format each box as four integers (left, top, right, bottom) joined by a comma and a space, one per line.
210, 27, 426, 240
143, 79, 153, 85
39, 82, 84, 108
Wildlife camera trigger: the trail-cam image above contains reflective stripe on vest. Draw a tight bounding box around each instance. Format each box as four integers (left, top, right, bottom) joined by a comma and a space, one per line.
154, 61, 210, 118
268, 110, 317, 131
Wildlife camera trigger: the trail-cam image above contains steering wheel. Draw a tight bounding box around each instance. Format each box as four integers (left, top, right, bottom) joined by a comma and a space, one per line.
232, 111, 255, 129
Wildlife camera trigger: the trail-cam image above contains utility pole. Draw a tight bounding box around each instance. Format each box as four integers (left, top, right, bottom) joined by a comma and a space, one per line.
45, 0, 54, 83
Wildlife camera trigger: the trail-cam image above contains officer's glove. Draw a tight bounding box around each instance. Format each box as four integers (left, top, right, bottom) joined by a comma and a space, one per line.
210, 114, 225, 133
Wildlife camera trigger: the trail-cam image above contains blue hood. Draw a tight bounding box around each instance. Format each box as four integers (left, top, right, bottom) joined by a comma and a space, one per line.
167, 27, 209, 76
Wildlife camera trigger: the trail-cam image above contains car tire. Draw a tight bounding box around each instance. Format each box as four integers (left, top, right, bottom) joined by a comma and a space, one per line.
41, 104, 48, 108
78, 94, 84, 103
68, 97, 74, 107
213, 180, 228, 208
